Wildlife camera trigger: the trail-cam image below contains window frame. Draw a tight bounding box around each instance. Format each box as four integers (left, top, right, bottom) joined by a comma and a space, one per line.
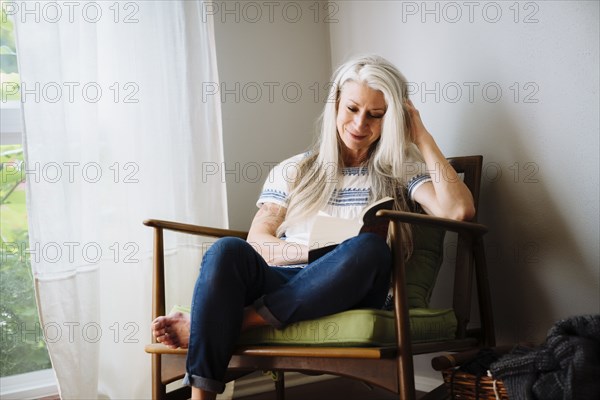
0, 369, 58, 399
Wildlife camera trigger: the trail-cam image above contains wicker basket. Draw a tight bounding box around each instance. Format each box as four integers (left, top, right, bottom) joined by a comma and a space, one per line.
442, 368, 509, 400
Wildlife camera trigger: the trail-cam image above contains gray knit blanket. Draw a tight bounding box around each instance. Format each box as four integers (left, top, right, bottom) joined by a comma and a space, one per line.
490, 314, 600, 400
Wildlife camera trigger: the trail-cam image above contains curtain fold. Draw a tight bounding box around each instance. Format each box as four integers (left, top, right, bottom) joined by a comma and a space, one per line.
16, 1, 227, 398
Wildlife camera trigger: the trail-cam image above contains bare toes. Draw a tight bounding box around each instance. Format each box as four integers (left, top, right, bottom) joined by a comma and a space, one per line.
150, 312, 190, 348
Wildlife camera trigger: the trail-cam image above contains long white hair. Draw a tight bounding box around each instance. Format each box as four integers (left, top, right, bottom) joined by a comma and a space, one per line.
279, 55, 423, 255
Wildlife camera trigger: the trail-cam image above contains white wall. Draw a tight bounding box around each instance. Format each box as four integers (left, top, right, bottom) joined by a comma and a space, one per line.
213, 0, 332, 229
328, 0, 599, 381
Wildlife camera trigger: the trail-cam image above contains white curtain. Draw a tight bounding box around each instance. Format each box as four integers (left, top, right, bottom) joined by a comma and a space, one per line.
15, 1, 227, 398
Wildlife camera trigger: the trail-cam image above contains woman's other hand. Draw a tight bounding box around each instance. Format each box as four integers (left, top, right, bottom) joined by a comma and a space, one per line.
405, 99, 432, 147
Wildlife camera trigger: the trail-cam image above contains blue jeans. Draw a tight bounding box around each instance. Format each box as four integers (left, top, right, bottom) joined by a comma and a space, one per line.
182, 233, 391, 393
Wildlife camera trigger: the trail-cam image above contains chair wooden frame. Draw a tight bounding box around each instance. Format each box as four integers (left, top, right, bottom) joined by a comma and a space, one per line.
144, 155, 495, 400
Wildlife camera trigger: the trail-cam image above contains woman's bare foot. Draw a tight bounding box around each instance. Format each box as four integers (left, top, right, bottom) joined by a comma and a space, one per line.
152, 307, 267, 348
151, 312, 190, 349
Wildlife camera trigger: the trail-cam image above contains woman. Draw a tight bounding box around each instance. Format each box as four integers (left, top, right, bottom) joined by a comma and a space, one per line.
152, 55, 475, 400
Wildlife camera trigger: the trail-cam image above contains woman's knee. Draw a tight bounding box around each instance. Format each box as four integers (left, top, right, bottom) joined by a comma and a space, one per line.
351, 233, 392, 273
354, 232, 389, 250
201, 237, 255, 278
205, 236, 255, 261
208, 237, 249, 256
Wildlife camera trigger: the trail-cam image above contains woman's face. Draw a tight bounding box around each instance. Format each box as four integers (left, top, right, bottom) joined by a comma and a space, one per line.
336, 81, 387, 164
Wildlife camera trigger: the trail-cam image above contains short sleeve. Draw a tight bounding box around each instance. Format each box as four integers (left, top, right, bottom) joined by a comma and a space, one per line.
256, 153, 306, 208
402, 152, 432, 201
407, 174, 432, 200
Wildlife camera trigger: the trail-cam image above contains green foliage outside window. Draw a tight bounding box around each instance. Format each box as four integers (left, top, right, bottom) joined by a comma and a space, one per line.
1, 146, 52, 377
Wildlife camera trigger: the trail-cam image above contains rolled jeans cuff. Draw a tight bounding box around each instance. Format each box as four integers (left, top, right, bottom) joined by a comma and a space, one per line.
253, 296, 284, 329
183, 372, 225, 394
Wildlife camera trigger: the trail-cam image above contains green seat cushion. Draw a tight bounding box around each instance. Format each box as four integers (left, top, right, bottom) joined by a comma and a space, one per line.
237, 308, 457, 346
405, 225, 446, 309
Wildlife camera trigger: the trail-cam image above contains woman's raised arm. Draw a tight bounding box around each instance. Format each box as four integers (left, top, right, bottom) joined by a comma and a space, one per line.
406, 100, 476, 221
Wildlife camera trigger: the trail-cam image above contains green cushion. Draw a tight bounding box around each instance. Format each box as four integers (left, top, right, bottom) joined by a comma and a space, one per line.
237, 308, 457, 346
405, 225, 446, 309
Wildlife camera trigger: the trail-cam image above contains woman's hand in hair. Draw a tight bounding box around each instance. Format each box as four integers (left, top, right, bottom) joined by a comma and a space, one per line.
405, 99, 432, 147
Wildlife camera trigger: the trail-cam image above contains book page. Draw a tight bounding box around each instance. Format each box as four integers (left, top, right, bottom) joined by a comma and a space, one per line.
308, 211, 361, 251
307, 197, 394, 252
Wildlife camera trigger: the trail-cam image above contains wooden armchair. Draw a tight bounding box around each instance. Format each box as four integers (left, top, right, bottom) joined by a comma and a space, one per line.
144, 155, 494, 400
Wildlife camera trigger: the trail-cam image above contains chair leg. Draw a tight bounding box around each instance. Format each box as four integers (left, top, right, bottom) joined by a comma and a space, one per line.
273, 371, 285, 400
152, 354, 167, 400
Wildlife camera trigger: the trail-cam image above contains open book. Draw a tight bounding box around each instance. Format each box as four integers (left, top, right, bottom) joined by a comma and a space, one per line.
308, 196, 394, 262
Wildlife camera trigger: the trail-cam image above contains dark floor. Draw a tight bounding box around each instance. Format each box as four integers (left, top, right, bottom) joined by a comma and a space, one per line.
236, 377, 426, 400
38, 378, 427, 400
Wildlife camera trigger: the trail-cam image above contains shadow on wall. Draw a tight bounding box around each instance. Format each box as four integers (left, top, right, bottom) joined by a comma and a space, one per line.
462, 103, 593, 345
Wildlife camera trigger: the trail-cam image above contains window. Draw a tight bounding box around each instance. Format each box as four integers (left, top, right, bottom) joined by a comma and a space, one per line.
1, 6, 56, 398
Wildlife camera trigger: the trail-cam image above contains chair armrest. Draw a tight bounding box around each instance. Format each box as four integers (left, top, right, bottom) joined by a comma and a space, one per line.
376, 210, 488, 236
143, 219, 248, 239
